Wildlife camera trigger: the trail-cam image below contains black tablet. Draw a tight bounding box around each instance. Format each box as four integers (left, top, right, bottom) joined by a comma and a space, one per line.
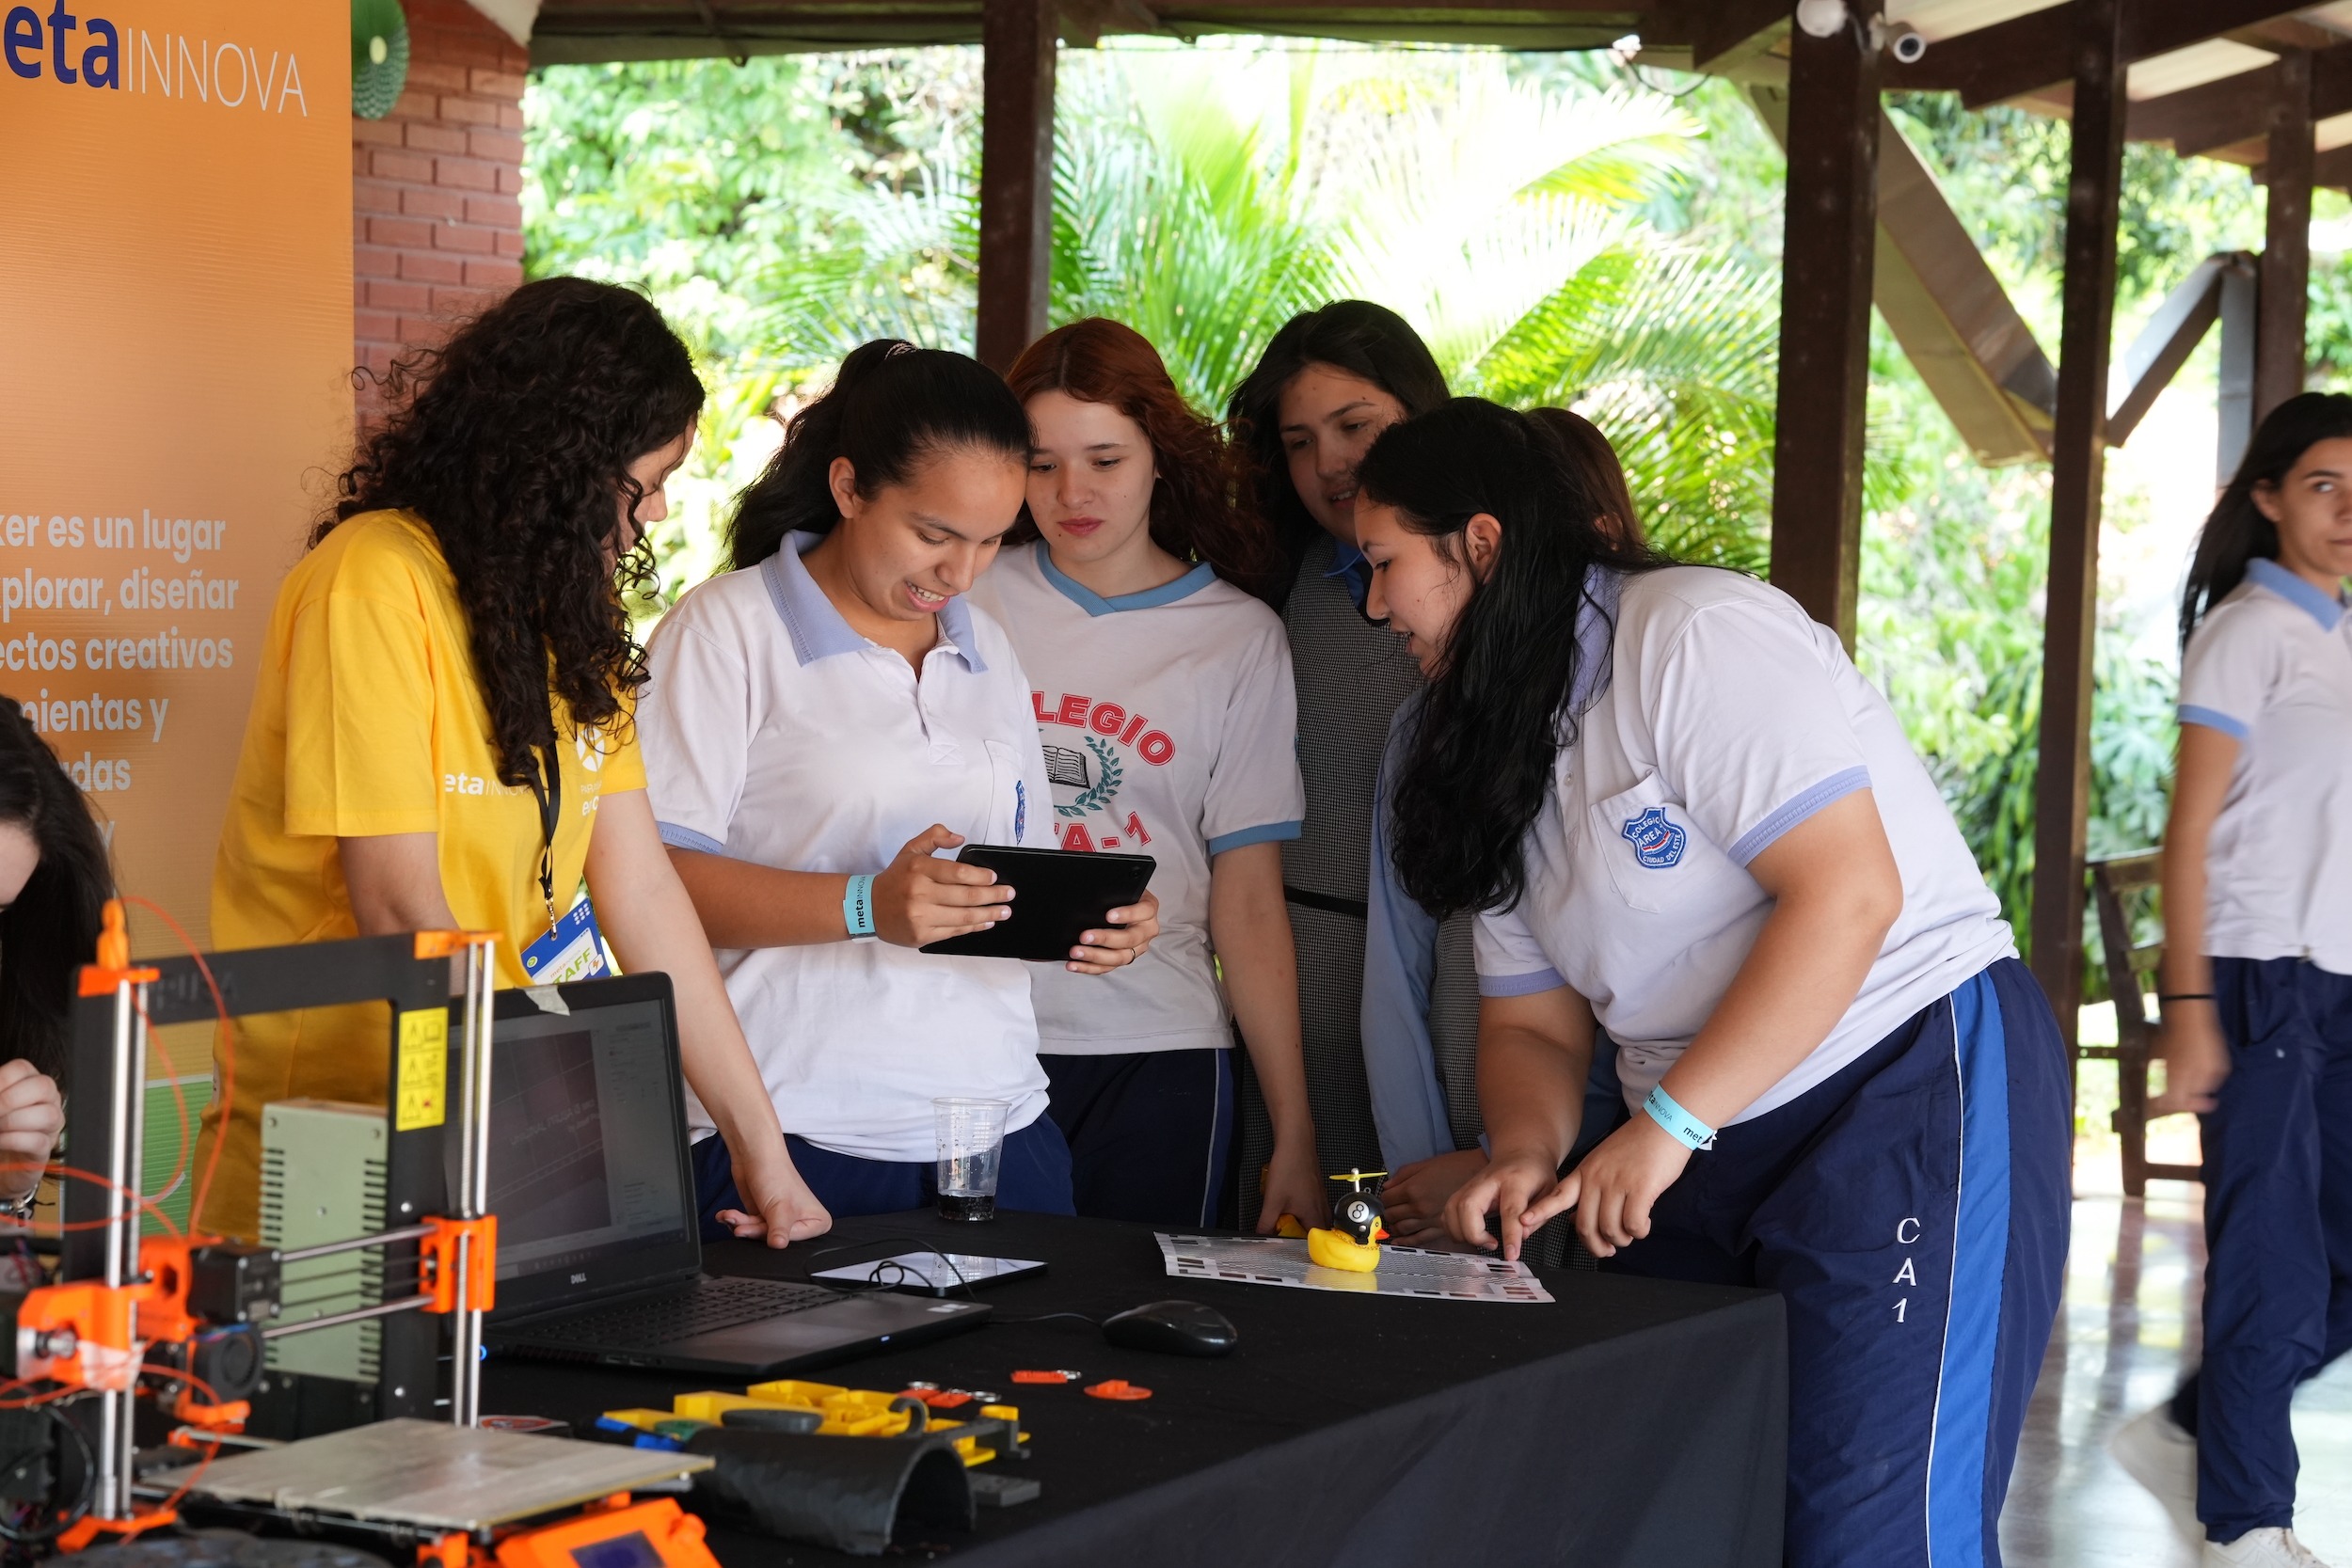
917, 844, 1155, 961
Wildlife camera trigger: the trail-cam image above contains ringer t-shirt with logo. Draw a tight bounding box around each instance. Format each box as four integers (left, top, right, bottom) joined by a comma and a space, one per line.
639, 531, 1056, 1163
1473, 565, 2015, 1124
2176, 557, 2352, 974
970, 542, 1304, 1055
205, 510, 644, 1239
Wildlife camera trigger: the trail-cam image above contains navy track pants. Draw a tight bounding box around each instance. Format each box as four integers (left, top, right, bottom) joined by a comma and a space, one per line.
1599, 958, 2072, 1567
1041, 1047, 1235, 1228
690, 1117, 1074, 1240
2170, 957, 2352, 1541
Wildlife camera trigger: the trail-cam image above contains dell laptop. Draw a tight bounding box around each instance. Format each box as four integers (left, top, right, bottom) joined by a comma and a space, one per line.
465, 973, 991, 1376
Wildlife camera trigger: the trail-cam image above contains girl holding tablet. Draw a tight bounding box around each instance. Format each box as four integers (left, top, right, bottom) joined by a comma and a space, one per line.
1379, 401, 2067, 1567
972, 317, 1323, 1230
641, 341, 1160, 1226
2108, 393, 2352, 1568
209, 279, 825, 1248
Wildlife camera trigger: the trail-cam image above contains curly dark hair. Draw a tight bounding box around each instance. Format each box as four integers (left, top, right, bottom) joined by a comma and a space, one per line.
1364, 399, 1669, 917
1225, 300, 1450, 602
1006, 318, 1284, 597
325, 277, 704, 788
0, 703, 112, 1085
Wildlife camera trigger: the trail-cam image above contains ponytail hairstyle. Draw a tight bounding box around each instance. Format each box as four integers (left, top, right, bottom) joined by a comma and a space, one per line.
0, 704, 112, 1085
1008, 318, 1284, 597
1526, 407, 1645, 547
1362, 399, 1669, 917
326, 277, 704, 790
1226, 301, 1450, 592
2182, 390, 2352, 649
729, 340, 1032, 572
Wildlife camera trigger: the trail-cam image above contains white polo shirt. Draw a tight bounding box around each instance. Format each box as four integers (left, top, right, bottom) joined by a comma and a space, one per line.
1473, 566, 2015, 1124
639, 531, 1055, 1162
2177, 557, 2352, 974
970, 542, 1304, 1055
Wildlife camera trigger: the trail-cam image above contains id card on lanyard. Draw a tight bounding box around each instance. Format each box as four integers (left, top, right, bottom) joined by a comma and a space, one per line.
520, 749, 611, 984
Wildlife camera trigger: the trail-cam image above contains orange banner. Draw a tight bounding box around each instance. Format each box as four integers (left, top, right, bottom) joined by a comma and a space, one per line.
0, 0, 352, 951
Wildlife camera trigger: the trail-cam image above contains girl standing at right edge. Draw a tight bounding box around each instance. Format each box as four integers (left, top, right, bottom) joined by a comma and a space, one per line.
2111, 393, 2352, 1568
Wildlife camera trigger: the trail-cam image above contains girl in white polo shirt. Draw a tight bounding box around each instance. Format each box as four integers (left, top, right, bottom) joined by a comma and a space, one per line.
971, 317, 1326, 1231
639, 341, 1159, 1224
2107, 393, 2352, 1568
1366, 401, 2068, 1568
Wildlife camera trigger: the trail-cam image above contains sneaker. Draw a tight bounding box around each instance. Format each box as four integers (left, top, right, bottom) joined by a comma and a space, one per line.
2204, 1528, 2334, 1566
2109, 1403, 2201, 1544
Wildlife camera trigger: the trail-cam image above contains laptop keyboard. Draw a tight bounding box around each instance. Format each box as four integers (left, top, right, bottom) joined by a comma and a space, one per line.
527, 1276, 843, 1346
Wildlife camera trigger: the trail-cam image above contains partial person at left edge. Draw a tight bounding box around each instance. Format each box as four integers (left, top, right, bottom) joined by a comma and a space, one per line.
196, 278, 828, 1250
0, 703, 103, 1268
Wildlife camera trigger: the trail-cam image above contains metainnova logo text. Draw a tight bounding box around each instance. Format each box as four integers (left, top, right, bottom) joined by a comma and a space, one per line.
5, 4, 309, 115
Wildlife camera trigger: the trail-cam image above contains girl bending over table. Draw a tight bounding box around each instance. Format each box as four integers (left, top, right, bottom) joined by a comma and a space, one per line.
1364, 398, 2070, 1568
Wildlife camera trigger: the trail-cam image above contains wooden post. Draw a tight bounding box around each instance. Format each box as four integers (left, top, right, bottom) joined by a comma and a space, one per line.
2218, 256, 2258, 481
2257, 49, 2314, 421
2027, 0, 2128, 1045
977, 0, 1057, 372
1769, 0, 1883, 647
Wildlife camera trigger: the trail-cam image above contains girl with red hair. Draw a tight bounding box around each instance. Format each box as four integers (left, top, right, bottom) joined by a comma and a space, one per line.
971, 318, 1327, 1230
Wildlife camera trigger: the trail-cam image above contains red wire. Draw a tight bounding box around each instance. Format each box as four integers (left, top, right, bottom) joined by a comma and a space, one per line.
3, 1162, 181, 1236
118, 896, 233, 1234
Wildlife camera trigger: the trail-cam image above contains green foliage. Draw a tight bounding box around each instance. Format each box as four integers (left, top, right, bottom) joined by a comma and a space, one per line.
1886, 94, 2264, 337
522, 48, 2229, 997
524, 45, 1786, 590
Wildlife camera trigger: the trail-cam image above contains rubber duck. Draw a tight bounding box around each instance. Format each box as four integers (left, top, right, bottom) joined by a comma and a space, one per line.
1306, 1169, 1388, 1273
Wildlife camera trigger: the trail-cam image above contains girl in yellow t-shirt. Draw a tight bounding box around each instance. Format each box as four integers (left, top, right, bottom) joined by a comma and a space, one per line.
202, 277, 826, 1248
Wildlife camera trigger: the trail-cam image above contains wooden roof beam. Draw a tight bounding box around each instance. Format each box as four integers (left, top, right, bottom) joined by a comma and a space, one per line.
1750, 85, 2056, 466
1885, 0, 2316, 110
1641, 0, 1789, 73
2129, 40, 2352, 157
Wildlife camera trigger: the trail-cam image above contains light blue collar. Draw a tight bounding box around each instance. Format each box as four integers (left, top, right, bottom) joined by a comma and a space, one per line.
1567, 566, 1621, 714
1035, 542, 1216, 616
2247, 557, 2347, 633
760, 530, 987, 671
1325, 539, 1367, 578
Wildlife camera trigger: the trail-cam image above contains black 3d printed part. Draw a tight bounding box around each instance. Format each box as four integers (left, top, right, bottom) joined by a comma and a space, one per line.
683, 1428, 975, 1556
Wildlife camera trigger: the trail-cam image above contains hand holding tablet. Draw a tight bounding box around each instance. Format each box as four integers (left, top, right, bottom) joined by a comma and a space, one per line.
918, 843, 1157, 966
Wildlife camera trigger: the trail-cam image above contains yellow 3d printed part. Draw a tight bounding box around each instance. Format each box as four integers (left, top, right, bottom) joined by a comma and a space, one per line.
1307, 1227, 1382, 1272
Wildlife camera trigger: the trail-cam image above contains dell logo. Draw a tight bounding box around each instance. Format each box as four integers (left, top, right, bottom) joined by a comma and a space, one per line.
570, 1272, 588, 1285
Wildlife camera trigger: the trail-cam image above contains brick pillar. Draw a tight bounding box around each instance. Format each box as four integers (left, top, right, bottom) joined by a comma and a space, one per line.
351, 0, 528, 418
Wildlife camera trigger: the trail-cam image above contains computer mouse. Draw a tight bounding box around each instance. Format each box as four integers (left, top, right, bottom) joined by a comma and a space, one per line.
1101, 1299, 1237, 1357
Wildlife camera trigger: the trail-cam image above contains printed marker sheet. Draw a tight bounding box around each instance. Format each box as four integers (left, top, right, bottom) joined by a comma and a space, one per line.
1155, 1232, 1553, 1303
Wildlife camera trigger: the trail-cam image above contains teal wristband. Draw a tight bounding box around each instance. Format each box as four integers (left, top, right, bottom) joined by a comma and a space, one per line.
1644, 1085, 1715, 1151
843, 873, 877, 939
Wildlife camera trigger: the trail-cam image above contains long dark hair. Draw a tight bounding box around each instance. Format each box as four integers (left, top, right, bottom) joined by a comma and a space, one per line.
1225, 301, 1449, 594
729, 340, 1031, 571
0, 705, 112, 1084
2182, 390, 2352, 649
1527, 407, 1644, 546
1008, 318, 1284, 596
1366, 399, 1669, 916
326, 277, 702, 788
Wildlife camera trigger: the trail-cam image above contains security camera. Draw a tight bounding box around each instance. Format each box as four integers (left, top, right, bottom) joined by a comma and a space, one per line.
1794, 0, 1848, 40
1887, 23, 1927, 63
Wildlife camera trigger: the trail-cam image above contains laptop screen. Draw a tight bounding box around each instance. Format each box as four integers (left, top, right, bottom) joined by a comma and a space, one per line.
459, 975, 704, 1315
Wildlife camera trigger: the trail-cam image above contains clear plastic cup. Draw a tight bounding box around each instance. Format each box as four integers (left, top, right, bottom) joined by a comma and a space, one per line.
933, 1097, 1010, 1221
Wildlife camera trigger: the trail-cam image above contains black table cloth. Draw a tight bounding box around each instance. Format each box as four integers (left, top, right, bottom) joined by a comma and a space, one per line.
482, 1211, 1787, 1568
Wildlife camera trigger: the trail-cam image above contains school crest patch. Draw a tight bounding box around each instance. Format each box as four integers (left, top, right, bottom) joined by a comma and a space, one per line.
1621, 806, 1686, 869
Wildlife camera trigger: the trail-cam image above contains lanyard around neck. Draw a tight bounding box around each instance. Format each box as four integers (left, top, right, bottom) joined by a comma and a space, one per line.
523, 747, 561, 935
